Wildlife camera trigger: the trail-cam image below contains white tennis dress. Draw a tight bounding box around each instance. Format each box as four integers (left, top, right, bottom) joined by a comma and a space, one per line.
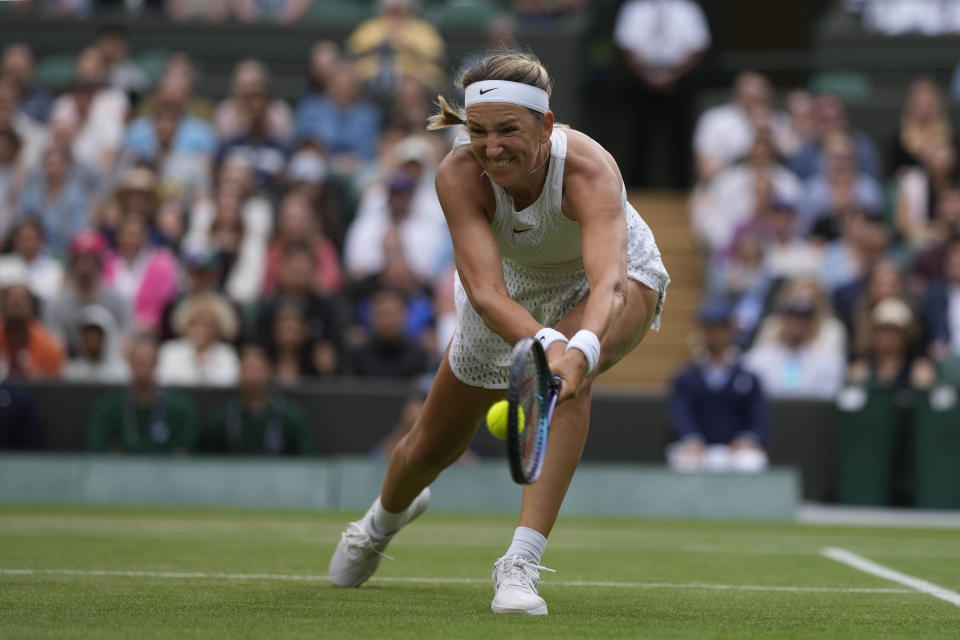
448, 128, 670, 388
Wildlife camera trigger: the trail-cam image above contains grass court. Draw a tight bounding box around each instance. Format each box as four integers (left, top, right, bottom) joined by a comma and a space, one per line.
2, 505, 959, 639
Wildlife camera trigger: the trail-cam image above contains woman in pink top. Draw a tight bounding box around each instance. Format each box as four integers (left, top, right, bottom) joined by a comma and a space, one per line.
262, 191, 343, 295
102, 211, 178, 331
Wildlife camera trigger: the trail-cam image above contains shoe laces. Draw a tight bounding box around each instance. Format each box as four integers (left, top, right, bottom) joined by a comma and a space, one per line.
493, 555, 556, 591
341, 521, 394, 561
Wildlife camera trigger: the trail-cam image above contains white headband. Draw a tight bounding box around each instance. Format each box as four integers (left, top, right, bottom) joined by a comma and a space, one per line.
464, 80, 549, 114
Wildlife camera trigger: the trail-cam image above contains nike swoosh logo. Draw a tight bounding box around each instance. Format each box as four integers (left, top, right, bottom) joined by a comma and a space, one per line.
513, 227, 534, 234
479, 87, 497, 95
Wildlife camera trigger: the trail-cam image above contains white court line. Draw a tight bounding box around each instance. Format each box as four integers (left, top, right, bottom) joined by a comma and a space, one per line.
0, 568, 911, 594
822, 547, 960, 607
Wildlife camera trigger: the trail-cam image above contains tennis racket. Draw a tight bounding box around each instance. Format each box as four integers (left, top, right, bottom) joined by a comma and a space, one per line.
506, 337, 562, 485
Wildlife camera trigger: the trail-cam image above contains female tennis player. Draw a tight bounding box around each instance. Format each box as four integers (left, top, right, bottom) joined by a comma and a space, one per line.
329, 51, 670, 615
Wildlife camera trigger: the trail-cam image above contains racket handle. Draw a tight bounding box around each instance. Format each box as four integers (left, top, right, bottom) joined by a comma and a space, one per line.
551, 375, 563, 394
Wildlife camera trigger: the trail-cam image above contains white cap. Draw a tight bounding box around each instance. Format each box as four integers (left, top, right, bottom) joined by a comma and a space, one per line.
872, 297, 913, 329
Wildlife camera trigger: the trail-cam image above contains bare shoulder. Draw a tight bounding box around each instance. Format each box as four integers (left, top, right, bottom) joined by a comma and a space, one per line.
563, 129, 621, 184
560, 129, 624, 216
436, 146, 496, 221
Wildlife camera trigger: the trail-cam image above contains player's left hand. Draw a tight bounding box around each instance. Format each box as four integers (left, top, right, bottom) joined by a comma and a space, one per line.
548, 351, 588, 404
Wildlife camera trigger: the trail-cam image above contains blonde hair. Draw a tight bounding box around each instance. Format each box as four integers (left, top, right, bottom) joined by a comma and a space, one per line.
427, 51, 552, 131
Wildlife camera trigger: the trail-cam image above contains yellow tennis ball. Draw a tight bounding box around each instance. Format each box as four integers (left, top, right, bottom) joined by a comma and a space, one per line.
486, 400, 524, 440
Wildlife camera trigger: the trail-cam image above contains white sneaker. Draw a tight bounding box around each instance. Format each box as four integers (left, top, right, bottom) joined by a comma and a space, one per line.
490, 555, 555, 615
328, 488, 431, 587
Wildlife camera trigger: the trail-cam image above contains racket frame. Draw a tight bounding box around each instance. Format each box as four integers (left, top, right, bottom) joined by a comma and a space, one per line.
506, 337, 561, 485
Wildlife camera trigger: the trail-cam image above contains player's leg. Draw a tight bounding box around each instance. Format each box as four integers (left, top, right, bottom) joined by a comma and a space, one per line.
491, 281, 658, 614
380, 352, 503, 512
520, 279, 659, 536
331, 350, 501, 587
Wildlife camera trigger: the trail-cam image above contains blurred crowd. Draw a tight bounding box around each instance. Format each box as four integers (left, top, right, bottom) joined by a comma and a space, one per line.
671, 68, 960, 470
0, 3, 471, 392
2, 0, 585, 26
0, 0, 590, 455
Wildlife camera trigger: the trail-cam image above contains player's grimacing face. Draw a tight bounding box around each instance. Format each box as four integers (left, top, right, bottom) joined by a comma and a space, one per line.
465, 102, 551, 187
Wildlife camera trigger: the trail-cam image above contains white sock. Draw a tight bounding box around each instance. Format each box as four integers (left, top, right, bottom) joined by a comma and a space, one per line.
505, 526, 547, 564
370, 497, 406, 537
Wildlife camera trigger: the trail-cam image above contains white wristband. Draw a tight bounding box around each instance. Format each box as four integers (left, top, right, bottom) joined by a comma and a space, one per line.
535, 327, 568, 351
566, 329, 601, 374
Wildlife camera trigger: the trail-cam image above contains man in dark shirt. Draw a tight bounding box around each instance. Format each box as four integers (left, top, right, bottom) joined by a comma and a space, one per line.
87, 334, 198, 453
667, 300, 769, 472
349, 288, 429, 378
202, 343, 313, 455
255, 241, 344, 376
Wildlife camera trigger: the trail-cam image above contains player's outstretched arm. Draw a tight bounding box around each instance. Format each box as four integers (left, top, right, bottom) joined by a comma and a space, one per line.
436, 152, 543, 345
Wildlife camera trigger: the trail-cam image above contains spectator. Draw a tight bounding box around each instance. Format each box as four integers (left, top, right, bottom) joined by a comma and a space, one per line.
848, 296, 929, 391
908, 187, 960, 298
112, 165, 162, 228
889, 78, 952, 174
778, 90, 816, 160
157, 292, 240, 387
759, 199, 824, 282
788, 94, 881, 181
754, 275, 847, 356
345, 0, 446, 94
158, 247, 224, 342
691, 130, 802, 253
821, 209, 896, 296
846, 259, 906, 353
0, 124, 19, 234
706, 229, 772, 347
347, 228, 435, 348
45, 230, 130, 355
302, 40, 341, 99
201, 343, 313, 455
389, 74, 433, 136
667, 299, 769, 473
744, 291, 846, 399
87, 333, 199, 453
295, 60, 382, 175
216, 77, 289, 197
94, 24, 150, 96
692, 72, 785, 181
263, 191, 343, 296
1, 43, 53, 123
348, 288, 430, 378
0, 218, 63, 304
344, 165, 450, 281
102, 211, 179, 332
0, 281, 64, 379
0, 380, 43, 450
800, 130, 883, 237
63, 304, 130, 383
264, 298, 323, 384
134, 53, 214, 122
284, 146, 343, 245
922, 239, 960, 360
17, 144, 100, 259
255, 241, 343, 377
49, 46, 129, 174
215, 59, 293, 145
0, 73, 47, 170
614, 0, 710, 187
895, 139, 959, 247
121, 74, 217, 188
